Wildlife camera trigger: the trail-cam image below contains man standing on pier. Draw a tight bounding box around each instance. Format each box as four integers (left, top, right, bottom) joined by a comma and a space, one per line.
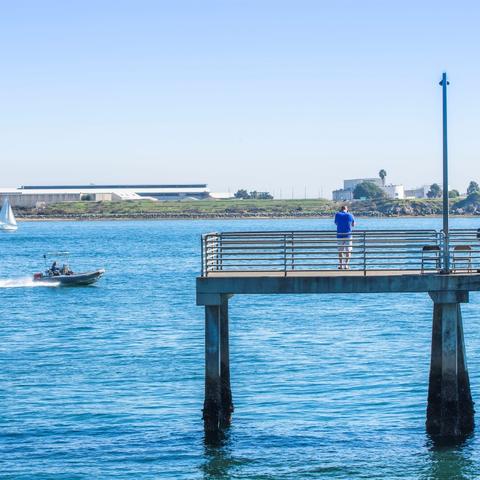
334, 205, 355, 270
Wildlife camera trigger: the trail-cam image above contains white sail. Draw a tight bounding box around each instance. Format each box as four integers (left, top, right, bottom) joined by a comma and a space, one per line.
0, 197, 18, 230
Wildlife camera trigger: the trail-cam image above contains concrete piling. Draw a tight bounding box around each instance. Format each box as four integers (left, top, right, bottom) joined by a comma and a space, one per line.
220, 298, 233, 427
203, 295, 234, 432
203, 305, 221, 432
427, 291, 474, 439
456, 304, 474, 434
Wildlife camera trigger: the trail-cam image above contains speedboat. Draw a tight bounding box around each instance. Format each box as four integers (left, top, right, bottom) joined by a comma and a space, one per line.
33, 269, 105, 286
33, 252, 105, 286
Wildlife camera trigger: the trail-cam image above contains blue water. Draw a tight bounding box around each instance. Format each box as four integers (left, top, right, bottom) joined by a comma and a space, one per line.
1, 217, 480, 479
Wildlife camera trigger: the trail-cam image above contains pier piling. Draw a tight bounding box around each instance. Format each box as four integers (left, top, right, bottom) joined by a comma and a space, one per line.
427, 291, 474, 439
220, 298, 233, 427
203, 295, 234, 432
203, 305, 221, 432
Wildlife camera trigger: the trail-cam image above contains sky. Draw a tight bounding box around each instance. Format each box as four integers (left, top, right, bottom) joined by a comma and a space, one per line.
0, 0, 479, 198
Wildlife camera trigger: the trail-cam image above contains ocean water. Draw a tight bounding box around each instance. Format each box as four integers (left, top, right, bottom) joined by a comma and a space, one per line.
1, 217, 480, 479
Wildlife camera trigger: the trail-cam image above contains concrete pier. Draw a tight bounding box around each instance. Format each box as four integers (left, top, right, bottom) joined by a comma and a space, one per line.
427, 291, 474, 438
197, 271, 480, 440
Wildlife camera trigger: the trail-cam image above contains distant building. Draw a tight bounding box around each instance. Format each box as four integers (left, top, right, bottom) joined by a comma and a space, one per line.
404, 185, 430, 199
332, 189, 354, 202
332, 177, 404, 200
0, 184, 211, 208
382, 184, 405, 199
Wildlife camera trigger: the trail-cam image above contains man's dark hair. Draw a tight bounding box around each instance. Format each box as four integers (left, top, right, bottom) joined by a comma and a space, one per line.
340, 205, 348, 211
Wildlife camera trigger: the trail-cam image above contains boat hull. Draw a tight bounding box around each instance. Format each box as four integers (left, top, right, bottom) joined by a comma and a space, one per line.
33, 269, 105, 286
0, 224, 18, 232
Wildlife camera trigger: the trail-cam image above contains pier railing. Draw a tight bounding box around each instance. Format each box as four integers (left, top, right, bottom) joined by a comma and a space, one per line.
201, 229, 480, 276
448, 229, 480, 273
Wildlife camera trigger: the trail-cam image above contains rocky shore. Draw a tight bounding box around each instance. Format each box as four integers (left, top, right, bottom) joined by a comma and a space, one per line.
11, 195, 480, 221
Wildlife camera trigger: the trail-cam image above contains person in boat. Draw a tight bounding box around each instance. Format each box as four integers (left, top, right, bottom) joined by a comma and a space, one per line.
61, 264, 73, 275
50, 261, 60, 276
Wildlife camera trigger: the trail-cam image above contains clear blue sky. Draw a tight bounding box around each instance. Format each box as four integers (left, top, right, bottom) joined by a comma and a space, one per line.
1, 0, 479, 197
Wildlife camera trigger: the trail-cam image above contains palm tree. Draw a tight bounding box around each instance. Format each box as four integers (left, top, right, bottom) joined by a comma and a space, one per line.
379, 169, 387, 187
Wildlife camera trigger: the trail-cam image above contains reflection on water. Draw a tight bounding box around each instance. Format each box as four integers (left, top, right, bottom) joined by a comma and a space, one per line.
202, 431, 232, 480
422, 438, 475, 480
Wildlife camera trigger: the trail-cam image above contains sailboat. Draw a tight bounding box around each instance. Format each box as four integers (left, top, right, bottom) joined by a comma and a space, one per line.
0, 197, 18, 231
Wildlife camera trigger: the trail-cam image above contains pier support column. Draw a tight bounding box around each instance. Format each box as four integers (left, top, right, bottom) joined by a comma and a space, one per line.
202, 294, 233, 433
427, 291, 474, 439
203, 304, 221, 432
220, 297, 234, 427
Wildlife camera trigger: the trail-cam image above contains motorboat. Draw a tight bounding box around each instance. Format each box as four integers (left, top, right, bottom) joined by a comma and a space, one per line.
33, 269, 105, 286
0, 197, 18, 231
33, 252, 105, 286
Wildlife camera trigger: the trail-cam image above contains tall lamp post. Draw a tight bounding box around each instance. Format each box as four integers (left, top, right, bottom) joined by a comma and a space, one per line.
440, 72, 450, 273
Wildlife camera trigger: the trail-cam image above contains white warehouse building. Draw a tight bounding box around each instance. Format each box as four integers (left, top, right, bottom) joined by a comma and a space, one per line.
0, 184, 211, 208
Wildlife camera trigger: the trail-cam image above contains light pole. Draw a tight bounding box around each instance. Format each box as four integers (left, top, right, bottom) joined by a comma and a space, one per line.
440, 72, 450, 273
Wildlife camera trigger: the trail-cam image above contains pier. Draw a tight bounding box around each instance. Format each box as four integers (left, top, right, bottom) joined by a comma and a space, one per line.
196, 229, 480, 441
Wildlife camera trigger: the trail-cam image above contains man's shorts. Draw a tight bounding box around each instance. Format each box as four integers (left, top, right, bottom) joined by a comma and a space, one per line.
337, 237, 353, 253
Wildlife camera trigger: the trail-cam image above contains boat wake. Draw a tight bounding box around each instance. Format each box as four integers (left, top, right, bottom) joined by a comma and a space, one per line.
0, 277, 60, 288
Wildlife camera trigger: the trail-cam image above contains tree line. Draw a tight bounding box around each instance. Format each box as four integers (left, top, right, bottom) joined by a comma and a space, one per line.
234, 189, 274, 200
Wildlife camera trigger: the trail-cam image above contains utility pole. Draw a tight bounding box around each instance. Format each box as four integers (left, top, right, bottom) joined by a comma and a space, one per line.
440, 72, 450, 273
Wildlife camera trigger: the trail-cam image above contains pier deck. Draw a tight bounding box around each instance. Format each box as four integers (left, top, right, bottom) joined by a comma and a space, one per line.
198, 271, 480, 301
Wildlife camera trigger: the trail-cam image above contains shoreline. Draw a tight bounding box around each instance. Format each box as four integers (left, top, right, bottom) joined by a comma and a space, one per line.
10, 197, 480, 221
15, 213, 480, 222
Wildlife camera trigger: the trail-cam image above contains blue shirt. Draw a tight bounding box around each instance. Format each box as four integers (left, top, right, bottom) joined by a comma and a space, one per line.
335, 212, 355, 238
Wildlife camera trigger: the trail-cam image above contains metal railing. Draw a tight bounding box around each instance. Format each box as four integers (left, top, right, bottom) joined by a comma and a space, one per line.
448, 229, 480, 273
199, 229, 480, 276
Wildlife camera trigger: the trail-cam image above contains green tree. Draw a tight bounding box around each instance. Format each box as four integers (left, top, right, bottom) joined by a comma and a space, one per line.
234, 189, 250, 199
378, 169, 387, 187
353, 181, 386, 200
255, 191, 274, 200
467, 181, 480, 196
427, 183, 442, 198
448, 189, 460, 198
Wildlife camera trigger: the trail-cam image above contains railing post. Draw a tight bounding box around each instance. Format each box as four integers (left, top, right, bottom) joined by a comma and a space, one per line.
204, 233, 219, 276
214, 235, 218, 272
291, 231, 295, 271
363, 232, 367, 276
201, 234, 205, 277
442, 230, 450, 274
283, 234, 287, 277
219, 234, 223, 271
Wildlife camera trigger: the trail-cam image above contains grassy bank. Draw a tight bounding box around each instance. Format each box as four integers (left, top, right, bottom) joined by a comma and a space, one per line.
13, 197, 479, 220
